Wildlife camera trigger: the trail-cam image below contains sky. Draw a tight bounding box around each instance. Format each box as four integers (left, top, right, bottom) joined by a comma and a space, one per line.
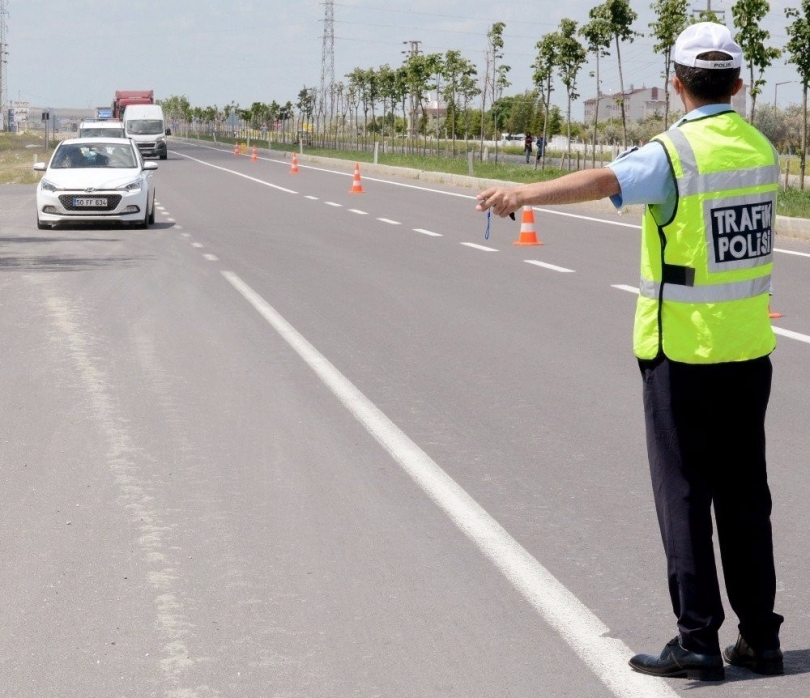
4, 0, 806, 119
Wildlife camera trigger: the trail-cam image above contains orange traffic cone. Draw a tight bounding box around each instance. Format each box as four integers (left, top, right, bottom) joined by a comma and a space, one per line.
233, 142, 239, 155
513, 206, 542, 246
251, 146, 258, 162
289, 153, 299, 174
349, 162, 365, 193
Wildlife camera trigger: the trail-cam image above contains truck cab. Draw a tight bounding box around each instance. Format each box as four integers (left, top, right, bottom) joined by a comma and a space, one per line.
123, 104, 169, 159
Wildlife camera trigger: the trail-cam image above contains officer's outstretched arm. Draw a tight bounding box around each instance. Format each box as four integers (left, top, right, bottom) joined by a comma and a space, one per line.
476, 168, 621, 218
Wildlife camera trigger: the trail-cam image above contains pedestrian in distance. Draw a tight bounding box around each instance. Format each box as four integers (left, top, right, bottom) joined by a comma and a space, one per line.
524, 132, 534, 163
476, 22, 783, 683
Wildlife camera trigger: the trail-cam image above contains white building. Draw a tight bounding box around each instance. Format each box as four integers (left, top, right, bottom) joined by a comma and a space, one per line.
584, 85, 747, 123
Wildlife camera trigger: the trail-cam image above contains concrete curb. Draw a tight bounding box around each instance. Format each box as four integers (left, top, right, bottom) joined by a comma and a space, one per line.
178, 138, 810, 242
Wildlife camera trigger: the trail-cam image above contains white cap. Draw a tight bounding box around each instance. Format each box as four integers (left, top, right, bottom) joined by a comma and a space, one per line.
673, 22, 742, 70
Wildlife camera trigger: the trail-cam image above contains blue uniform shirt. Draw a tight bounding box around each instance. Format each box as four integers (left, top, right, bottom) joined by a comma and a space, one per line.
607, 104, 736, 219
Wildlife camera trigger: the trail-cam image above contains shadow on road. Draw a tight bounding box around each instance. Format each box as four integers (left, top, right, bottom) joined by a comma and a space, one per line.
0, 254, 153, 272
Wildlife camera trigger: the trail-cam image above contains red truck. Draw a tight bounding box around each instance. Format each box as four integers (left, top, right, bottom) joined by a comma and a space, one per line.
112, 90, 154, 119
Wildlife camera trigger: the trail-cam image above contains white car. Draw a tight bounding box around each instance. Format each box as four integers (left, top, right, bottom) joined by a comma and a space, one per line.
34, 137, 157, 229
78, 119, 125, 138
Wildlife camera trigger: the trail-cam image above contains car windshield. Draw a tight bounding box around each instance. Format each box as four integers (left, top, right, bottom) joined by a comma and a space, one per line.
51, 143, 138, 169
80, 128, 125, 138
126, 119, 163, 135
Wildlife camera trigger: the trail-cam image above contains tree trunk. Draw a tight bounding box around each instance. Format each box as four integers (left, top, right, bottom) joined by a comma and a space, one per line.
615, 36, 628, 149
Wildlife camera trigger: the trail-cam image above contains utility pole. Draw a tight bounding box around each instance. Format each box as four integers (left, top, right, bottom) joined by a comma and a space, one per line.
692, 0, 726, 21
401, 40, 421, 137
319, 0, 335, 141
0, 0, 9, 128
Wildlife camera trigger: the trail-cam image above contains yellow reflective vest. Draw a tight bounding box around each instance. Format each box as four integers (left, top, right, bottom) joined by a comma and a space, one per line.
634, 110, 778, 363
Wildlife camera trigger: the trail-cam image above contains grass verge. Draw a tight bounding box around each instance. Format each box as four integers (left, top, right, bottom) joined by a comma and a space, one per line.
0, 132, 53, 185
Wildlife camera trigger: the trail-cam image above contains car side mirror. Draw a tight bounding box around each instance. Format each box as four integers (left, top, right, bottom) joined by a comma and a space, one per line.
33, 162, 46, 171
165, 128, 171, 136
143, 162, 159, 170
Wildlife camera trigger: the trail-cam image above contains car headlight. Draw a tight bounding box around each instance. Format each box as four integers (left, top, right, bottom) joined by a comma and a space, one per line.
40, 178, 58, 192
117, 179, 142, 193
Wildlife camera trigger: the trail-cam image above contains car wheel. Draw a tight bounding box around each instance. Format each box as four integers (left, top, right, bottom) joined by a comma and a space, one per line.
160, 152, 167, 160
147, 197, 155, 225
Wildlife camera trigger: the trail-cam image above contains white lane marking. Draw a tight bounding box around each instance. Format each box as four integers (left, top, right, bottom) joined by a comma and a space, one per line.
305, 195, 319, 200
221, 270, 678, 698
612, 285, 810, 344
166, 218, 176, 223
325, 201, 342, 207
174, 224, 183, 230
203, 253, 219, 261
349, 209, 368, 215
524, 260, 575, 273
774, 326, 810, 344
612, 284, 640, 294
191, 242, 204, 248
377, 218, 400, 225
776, 247, 810, 258
414, 228, 442, 237
461, 242, 498, 252
180, 233, 191, 238
174, 152, 297, 194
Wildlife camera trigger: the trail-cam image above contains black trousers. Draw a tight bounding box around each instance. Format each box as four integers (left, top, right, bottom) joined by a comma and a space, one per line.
639, 354, 783, 655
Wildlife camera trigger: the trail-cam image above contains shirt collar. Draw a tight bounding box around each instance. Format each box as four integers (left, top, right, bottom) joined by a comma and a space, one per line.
671, 104, 734, 128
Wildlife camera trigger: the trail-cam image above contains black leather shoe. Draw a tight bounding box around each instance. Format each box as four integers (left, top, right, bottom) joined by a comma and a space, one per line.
724, 634, 784, 675
629, 637, 725, 681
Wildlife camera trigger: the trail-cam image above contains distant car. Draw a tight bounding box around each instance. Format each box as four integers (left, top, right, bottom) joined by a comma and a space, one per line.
33, 137, 157, 229
78, 119, 125, 139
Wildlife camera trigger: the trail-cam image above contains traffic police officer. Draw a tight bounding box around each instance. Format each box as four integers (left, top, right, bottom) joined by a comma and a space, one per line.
475, 22, 783, 682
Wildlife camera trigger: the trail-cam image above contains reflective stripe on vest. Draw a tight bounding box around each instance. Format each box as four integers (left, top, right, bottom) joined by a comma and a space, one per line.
639, 273, 771, 303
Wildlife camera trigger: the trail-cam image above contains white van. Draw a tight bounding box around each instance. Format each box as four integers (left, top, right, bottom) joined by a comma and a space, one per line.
79, 119, 125, 138
124, 104, 169, 159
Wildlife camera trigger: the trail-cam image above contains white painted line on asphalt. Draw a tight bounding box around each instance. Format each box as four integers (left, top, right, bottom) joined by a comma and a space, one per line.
221, 270, 678, 698
166, 218, 176, 223
305, 195, 319, 200
612, 285, 810, 344
461, 242, 498, 252
175, 152, 298, 194
349, 209, 368, 215
413, 228, 442, 237
774, 326, 810, 344
191, 242, 204, 248
377, 218, 401, 225
612, 284, 639, 294
325, 201, 342, 207
174, 225, 183, 230
180, 233, 191, 238
203, 253, 219, 261
524, 260, 575, 273
776, 247, 810, 258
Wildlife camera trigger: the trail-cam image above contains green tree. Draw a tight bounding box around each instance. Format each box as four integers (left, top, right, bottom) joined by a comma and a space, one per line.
484, 22, 511, 160
581, 10, 612, 165
533, 32, 560, 169
732, 0, 781, 122
556, 18, 587, 162
649, 0, 689, 127
785, 0, 810, 186
598, 0, 642, 148
442, 50, 478, 144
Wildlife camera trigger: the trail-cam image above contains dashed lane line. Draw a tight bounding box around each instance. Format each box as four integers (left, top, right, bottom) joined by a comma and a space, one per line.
461, 242, 498, 252
524, 260, 575, 273
377, 218, 400, 225
203, 253, 219, 261
413, 228, 442, 237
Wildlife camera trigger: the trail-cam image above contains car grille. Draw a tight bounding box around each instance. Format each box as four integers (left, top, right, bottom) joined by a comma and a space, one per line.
58, 194, 122, 211
136, 142, 157, 151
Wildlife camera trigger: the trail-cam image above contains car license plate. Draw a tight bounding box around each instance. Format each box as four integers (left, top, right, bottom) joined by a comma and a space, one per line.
73, 197, 107, 207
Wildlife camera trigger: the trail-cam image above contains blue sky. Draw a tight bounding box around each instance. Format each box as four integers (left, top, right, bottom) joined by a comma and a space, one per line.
5, 0, 805, 117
